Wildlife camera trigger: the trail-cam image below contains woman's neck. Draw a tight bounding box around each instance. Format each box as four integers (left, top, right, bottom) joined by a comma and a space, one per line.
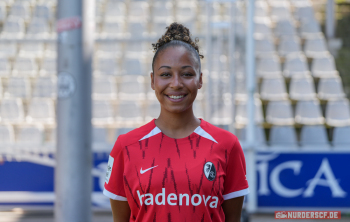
155, 107, 201, 139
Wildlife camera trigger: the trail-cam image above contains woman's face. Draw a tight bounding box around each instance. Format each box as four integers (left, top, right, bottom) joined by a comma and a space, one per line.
151, 46, 202, 114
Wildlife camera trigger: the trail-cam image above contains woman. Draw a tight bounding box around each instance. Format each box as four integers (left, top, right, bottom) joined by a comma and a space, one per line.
103, 22, 249, 222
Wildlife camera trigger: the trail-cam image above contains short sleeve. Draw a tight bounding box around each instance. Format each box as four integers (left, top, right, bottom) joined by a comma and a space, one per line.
222, 138, 249, 200
103, 136, 127, 201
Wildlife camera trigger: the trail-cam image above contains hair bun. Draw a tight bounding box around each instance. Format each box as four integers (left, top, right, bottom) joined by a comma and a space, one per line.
152, 22, 204, 59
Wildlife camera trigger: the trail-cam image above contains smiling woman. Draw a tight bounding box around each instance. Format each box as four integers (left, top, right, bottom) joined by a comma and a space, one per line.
104, 22, 249, 222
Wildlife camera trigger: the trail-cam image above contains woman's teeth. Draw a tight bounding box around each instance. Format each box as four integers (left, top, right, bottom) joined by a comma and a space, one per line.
169, 95, 185, 99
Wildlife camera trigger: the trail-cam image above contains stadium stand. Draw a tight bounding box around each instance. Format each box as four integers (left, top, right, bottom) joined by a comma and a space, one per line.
0, 0, 349, 158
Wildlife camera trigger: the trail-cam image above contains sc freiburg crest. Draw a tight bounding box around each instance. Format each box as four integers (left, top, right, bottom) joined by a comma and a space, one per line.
203, 161, 216, 181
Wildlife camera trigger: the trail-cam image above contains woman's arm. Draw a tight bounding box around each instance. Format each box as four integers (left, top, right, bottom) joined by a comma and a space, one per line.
110, 199, 131, 222
222, 196, 245, 222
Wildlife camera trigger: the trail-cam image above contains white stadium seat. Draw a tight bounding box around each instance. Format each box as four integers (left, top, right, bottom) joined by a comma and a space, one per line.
93, 76, 117, 99
26, 98, 55, 124
300, 125, 330, 149
33, 76, 57, 98
325, 99, 350, 127
5, 77, 31, 98
270, 126, 298, 147
145, 101, 161, 122
1, 16, 25, 39
266, 100, 294, 125
118, 75, 145, 100
295, 100, 325, 125
333, 127, 350, 148
0, 98, 24, 123
311, 53, 338, 78
12, 56, 38, 76
116, 100, 143, 126
92, 99, 114, 125
260, 77, 288, 101
235, 99, 264, 125
0, 57, 11, 77
283, 52, 310, 78
278, 36, 302, 57
317, 76, 346, 100
257, 54, 282, 78
289, 75, 316, 100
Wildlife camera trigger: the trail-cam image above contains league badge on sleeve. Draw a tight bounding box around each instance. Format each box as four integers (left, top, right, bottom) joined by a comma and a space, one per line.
204, 161, 216, 181
105, 155, 114, 184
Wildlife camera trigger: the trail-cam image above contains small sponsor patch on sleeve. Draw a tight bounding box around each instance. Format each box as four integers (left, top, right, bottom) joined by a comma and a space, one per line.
105, 155, 114, 184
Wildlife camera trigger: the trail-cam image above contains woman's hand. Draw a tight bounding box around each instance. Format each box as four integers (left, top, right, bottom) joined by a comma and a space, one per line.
110, 199, 131, 222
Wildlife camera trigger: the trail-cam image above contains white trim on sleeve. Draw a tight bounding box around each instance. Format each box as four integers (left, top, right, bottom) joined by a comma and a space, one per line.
103, 188, 127, 201
223, 187, 250, 200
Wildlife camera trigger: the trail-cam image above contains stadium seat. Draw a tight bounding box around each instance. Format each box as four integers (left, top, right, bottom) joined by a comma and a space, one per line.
255, 35, 276, 57
125, 22, 148, 37
235, 125, 267, 147
0, 98, 24, 123
12, 56, 38, 76
235, 99, 264, 125
104, 2, 126, 21
256, 54, 282, 78
1, 16, 25, 39
0, 78, 2, 98
270, 126, 298, 147
289, 75, 316, 100
176, 2, 196, 22
255, 18, 273, 38
317, 76, 346, 100
325, 99, 350, 127
16, 125, 44, 146
116, 100, 143, 126
299, 19, 321, 38
26, 18, 51, 39
145, 101, 161, 122
0, 57, 11, 77
283, 52, 310, 78
300, 125, 330, 148
304, 34, 328, 58
92, 99, 114, 125
8, 2, 31, 21
234, 75, 248, 101
92, 126, 111, 151
193, 100, 204, 119
96, 42, 122, 57
278, 36, 302, 57
93, 76, 117, 99
294, 3, 315, 21
274, 19, 297, 38
118, 75, 145, 100
5, 77, 31, 98
311, 53, 338, 78
26, 98, 55, 124
152, 2, 173, 23
295, 100, 325, 125
40, 55, 56, 76
122, 57, 144, 75
211, 99, 233, 125
0, 2, 6, 24
255, 0, 269, 18
115, 127, 135, 139
33, 2, 54, 21
32, 76, 57, 98
101, 21, 124, 38
128, 1, 149, 21
270, 1, 292, 21
0, 42, 17, 58
44, 42, 56, 56
94, 56, 120, 76
153, 21, 172, 36
333, 126, 350, 148
0, 124, 15, 143
260, 76, 288, 101
19, 42, 45, 58
266, 100, 294, 125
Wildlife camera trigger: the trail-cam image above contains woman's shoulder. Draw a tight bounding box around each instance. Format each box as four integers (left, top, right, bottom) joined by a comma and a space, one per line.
117, 120, 157, 147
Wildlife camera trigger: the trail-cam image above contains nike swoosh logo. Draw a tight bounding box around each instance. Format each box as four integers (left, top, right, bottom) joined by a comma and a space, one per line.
140, 165, 158, 174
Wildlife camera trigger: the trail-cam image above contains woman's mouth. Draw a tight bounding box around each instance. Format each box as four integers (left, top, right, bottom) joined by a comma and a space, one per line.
165, 94, 188, 102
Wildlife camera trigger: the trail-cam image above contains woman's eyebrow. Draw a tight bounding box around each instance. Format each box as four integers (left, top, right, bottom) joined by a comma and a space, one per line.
158, 65, 171, 70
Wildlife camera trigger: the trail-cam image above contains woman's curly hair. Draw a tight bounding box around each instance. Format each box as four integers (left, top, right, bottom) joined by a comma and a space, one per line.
152, 22, 204, 59
151, 22, 204, 72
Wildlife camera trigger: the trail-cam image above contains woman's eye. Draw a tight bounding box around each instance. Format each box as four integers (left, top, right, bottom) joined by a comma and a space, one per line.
183, 73, 194, 77
161, 73, 171, 76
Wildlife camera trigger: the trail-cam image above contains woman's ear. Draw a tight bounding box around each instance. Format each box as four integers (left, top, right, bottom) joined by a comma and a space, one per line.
198, 72, 203, 89
150, 72, 155, 90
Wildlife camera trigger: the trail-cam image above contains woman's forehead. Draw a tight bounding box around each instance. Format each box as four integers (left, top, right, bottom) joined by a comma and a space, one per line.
155, 46, 199, 69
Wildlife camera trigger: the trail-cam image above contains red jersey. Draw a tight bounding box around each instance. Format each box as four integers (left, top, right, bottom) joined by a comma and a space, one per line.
103, 118, 249, 222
